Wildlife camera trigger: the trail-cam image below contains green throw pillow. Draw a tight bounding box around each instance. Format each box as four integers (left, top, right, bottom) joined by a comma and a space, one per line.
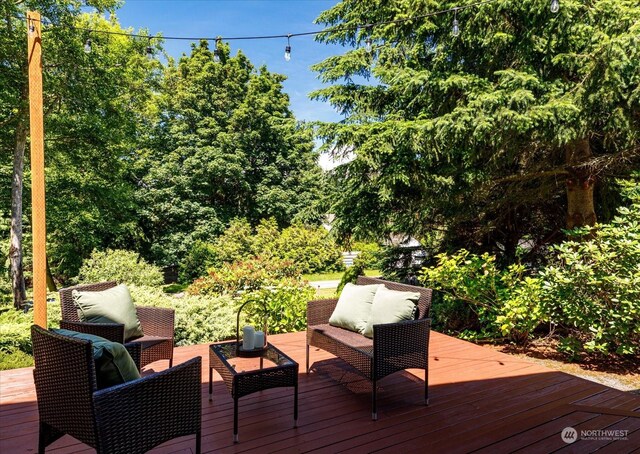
73, 284, 144, 341
52, 329, 141, 389
363, 286, 420, 338
329, 283, 381, 334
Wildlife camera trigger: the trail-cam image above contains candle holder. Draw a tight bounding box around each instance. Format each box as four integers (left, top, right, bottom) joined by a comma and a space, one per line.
235, 299, 268, 358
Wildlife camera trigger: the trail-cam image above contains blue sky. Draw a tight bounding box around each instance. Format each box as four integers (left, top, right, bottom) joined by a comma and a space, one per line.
112, 0, 344, 124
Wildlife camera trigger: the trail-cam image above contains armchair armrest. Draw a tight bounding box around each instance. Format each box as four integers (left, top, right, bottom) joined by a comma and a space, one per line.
124, 342, 142, 371
136, 306, 175, 338
306, 299, 339, 326
373, 318, 431, 380
93, 356, 201, 453
59, 320, 125, 343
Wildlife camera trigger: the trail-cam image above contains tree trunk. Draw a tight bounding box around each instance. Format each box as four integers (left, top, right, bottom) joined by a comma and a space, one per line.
10, 117, 28, 309
565, 138, 596, 229
46, 259, 57, 292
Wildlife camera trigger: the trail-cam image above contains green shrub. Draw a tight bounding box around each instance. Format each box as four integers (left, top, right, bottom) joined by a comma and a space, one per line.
78, 249, 164, 286
179, 241, 218, 283
188, 257, 299, 295
126, 285, 237, 346
242, 284, 315, 335
337, 261, 366, 294
0, 297, 61, 370
179, 218, 343, 281
0, 306, 33, 355
0, 350, 33, 370
420, 251, 543, 344
539, 179, 640, 355
349, 241, 382, 269
276, 224, 344, 273
187, 256, 312, 334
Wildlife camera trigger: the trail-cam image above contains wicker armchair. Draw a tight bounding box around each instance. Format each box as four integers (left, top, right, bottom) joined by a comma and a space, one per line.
59, 281, 174, 368
31, 325, 201, 454
306, 276, 432, 420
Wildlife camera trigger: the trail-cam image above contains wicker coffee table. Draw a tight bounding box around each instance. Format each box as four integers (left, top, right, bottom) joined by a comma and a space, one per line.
209, 341, 299, 442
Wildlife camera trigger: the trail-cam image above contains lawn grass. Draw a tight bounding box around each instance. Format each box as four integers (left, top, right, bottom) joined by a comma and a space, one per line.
303, 269, 380, 282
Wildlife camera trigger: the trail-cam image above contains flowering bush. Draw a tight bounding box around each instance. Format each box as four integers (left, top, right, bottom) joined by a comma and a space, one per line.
187, 256, 312, 333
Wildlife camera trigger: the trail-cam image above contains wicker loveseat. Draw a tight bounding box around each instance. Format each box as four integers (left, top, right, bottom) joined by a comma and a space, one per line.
59, 281, 174, 368
306, 276, 432, 420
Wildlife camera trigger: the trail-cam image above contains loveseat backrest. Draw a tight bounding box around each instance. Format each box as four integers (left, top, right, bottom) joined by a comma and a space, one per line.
356, 276, 433, 319
59, 281, 118, 322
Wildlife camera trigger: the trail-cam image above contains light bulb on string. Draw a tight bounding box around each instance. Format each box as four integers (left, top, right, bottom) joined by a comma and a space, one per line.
452, 9, 460, 37
84, 37, 92, 54
146, 39, 153, 59
550, 0, 560, 13
28, 21, 35, 35
213, 38, 221, 63
365, 38, 373, 53
284, 34, 291, 61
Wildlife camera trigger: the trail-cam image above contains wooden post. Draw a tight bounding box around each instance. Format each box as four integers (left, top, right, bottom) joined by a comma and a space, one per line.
27, 11, 47, 328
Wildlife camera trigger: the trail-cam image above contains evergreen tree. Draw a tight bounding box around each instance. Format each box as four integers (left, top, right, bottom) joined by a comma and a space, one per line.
313, 0, 640, 261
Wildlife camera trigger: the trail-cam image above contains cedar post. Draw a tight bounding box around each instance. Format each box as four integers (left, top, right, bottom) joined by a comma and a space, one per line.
27, 11, 47, 328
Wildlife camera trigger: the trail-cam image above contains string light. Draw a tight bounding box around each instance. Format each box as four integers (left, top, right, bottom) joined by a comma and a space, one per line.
213, 37, 221, 63
452, 8, 460, 37
84, 37, 92, 54
284, 34, 291, 62
146, 38, 153, 58
29, 21, 35, 35
23, 0, 536, 57
550, 0, 560, 13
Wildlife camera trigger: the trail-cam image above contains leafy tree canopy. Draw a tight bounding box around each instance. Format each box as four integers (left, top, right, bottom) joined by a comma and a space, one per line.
1, 2, 160, 280
137, 41, 322, 266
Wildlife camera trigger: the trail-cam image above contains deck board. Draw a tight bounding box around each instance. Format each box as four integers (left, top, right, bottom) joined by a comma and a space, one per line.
1, 330, 638, 453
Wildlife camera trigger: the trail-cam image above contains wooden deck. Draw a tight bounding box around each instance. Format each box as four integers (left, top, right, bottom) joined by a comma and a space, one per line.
1, 330, 639, 453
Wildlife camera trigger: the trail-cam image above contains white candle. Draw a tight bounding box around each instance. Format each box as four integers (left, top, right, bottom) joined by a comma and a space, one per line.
242, 325, 255, 350
254, 331, 265, 349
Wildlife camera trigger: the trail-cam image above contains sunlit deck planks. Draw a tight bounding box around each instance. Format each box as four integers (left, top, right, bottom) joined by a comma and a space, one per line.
1, 330, 639, 453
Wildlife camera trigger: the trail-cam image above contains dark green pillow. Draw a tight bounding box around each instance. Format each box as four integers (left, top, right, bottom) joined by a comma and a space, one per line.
73, 284, 144, 341
363, 286, 420, 338
52, 329, 141, 389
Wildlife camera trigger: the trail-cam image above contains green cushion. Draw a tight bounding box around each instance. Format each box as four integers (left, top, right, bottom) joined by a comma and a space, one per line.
329, 283, 381, 334
73, 284, 143, 341
52, 329, 141, 389
363, 286, 420, 338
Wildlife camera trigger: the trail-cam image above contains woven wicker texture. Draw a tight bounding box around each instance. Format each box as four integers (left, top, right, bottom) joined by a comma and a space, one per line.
209, 342, 298, 399
31, 325, 201, 454
306, 277, 432, 418
209, 341, 298, 441
59, 281, 175, 368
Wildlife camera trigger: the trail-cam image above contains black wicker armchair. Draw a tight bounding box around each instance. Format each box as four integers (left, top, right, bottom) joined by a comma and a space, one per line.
306, 276, 432, 420
59, 281, 174, 368
31, 325, 201, 454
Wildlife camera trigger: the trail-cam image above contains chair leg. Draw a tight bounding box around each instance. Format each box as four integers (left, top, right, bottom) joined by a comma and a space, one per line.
372, 378, 378, 421
424, 369, 429, 406
169, 357, 173, 368
195, 430, 202, 454
39, 422, 63, 454
38, 423, 47, 454
305, 343, 310, 374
